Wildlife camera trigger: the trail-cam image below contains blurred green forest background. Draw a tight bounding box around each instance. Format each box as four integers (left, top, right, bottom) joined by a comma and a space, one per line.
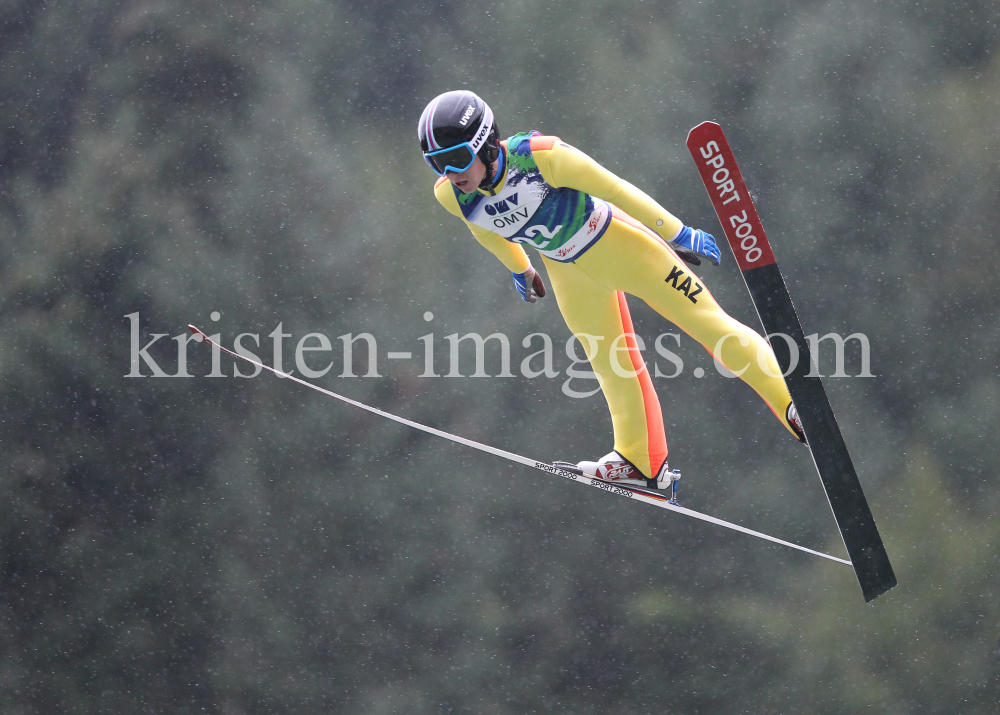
1, 0, 999, 712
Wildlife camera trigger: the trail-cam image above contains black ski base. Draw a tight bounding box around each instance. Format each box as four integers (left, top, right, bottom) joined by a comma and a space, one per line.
747, 263, 896, 602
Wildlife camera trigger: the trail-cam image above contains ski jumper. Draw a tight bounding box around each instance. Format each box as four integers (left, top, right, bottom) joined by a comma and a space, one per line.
433, 132, 796, 479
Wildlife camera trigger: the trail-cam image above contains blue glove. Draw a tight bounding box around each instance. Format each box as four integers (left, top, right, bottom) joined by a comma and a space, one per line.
511, 266, 546, 303
669, 226, 721, 267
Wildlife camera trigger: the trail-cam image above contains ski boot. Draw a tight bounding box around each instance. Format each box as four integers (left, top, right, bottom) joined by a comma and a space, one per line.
554, 451, 680, 494
787, 402, 806, 444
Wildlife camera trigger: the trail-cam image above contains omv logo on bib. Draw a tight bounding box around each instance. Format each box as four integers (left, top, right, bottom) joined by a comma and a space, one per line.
484, 193, 519, 216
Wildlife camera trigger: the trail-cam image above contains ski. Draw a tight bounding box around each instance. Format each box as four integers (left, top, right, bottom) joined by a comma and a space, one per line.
189, 325, 852, 567
686, 121, 896, 602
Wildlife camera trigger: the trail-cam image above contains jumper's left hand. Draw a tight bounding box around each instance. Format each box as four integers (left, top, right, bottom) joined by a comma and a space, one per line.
669, 226, 721, 267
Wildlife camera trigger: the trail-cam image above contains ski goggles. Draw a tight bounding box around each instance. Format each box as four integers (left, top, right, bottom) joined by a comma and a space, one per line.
423, 142, 478, 176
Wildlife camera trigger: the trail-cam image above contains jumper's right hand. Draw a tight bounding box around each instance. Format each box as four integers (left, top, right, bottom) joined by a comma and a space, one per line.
512, 266, 546, 303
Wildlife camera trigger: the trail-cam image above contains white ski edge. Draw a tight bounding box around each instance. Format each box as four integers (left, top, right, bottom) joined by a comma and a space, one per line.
189, 324, 852, 567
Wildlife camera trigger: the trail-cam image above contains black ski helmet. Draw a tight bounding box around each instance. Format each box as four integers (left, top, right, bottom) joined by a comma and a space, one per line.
418, 90, 500, 190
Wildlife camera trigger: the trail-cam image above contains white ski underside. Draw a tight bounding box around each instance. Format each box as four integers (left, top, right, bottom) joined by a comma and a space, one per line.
189, 325, 851, 567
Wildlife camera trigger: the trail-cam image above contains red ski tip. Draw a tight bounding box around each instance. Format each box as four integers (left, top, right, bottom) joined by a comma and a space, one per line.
188, 324, 207, 342
685, 120, 721, 143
